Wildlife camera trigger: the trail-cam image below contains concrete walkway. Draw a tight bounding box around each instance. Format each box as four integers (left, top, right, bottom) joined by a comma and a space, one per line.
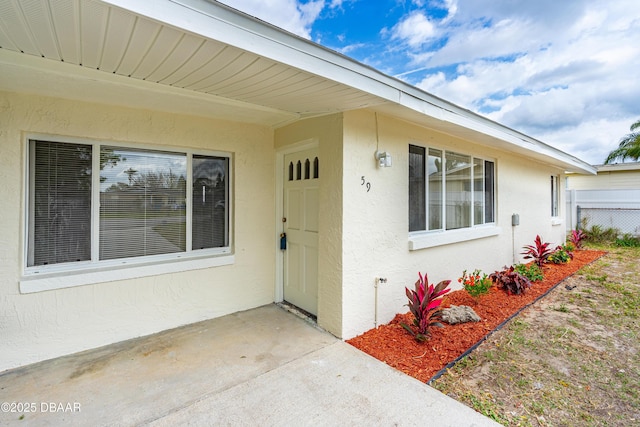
0, 304, 499, 426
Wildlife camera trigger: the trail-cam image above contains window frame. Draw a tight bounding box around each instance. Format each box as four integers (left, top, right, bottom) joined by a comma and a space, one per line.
551, 175, 560, 217
21, 134, 234, 293
409, 143, 499, 249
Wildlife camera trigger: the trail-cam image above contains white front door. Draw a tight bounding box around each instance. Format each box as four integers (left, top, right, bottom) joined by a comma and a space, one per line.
283, 147, 319, 316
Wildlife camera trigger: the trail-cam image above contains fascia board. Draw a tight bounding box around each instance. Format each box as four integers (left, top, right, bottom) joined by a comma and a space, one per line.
438, 108, 596, 174
596, 162, 640, 172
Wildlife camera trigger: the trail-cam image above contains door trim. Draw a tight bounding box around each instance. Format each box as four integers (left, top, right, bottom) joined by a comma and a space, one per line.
275, 138, 318, 304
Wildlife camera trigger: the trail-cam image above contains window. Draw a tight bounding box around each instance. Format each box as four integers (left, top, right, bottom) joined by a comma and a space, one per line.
551, 175, 559, 217
26, 139, 230, 271
409, 145, 495, 233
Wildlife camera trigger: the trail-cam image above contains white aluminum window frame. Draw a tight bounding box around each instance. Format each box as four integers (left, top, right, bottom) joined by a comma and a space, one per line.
551, 175, 560, 217
21, 134, 234, 293
409, 144, 500, 250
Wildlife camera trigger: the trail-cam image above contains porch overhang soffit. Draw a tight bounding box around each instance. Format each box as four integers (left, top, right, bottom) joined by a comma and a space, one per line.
0, 0, 595, 174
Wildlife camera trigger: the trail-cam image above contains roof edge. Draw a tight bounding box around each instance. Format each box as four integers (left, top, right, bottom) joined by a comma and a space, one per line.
101, 0, 594, 174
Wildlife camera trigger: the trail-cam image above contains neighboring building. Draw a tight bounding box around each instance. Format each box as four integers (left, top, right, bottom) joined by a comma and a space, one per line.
566, 163, 640, 233
0, 0, 595, 371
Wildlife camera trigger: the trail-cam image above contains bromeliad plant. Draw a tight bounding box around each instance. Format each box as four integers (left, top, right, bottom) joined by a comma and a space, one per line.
458, 269, 492, 301
521, 235, 554, 267
401, 273, 451, 342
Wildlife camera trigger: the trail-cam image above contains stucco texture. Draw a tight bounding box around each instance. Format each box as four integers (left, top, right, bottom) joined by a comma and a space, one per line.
275, 110, 568, 340
338, 110, 567, 339
0, 91, 276, 371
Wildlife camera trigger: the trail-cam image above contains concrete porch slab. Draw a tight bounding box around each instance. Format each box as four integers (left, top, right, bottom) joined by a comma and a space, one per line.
0, 304, 499, 426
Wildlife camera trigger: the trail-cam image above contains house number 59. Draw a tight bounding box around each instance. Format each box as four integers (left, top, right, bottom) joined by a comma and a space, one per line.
361, 176, 371, 192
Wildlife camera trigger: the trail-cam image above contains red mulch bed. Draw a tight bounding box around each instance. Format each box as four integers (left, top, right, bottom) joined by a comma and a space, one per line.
346, 250, 607, 383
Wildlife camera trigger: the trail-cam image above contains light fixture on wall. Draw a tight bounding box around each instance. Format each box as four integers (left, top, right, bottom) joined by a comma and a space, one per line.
375, 150, 392, 168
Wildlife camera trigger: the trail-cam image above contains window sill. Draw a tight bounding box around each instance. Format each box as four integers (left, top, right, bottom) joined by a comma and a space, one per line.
551, 218, 563, 226
409, 226, 502, 251
20, 254, 234, 294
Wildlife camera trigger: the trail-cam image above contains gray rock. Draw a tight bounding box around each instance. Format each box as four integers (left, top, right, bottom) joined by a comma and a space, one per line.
442, 305, 481, 324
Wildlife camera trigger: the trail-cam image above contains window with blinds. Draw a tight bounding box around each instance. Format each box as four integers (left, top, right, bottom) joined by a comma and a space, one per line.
28, 141, 92, 266
409, 144, 495, 233
27, 139, 230, 270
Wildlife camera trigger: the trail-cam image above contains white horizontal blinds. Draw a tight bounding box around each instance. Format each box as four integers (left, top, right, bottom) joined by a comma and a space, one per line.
99, 147, 187, 260
29, 141, 92, 266
445, 151, 471, 230
192, 155, 228, 249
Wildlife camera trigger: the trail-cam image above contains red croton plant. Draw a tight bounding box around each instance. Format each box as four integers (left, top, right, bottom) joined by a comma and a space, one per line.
400, 273, 451, 342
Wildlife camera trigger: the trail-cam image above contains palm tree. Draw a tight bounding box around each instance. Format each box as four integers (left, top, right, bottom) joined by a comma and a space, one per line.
604, 119, 640, 164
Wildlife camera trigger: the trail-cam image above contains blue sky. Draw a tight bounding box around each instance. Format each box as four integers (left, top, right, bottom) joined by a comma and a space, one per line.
217, 0, 640, 165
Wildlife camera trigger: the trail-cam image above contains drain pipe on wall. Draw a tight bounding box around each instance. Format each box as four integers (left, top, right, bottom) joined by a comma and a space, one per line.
374, 277, 387, 328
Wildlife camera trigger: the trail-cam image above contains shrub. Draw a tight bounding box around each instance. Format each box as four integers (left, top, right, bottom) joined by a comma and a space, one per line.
490, 266, 532, 295
548, 244, 574, 264
458, 269, 492, 300
401, 273, 451, 342
614, 234, 640, 247
514, 263, 544, 282
569, 229, 586, 249
585, 224, 619, 244
521, 235, 554, 267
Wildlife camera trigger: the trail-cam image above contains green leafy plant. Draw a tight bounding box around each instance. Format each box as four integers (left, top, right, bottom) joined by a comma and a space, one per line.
585, 224, 619, 244
549, 244, 574, 264
569, 229, 586, 249
514, 263, 544, 282
490, 266, 532, 295
401, 273, 451, 342
614, 234, 640, 247
458, 269, 492, 300
521, 235, 554, 267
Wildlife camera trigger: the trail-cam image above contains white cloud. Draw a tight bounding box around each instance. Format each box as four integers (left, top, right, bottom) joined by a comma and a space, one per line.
206, 0, 640, 164
409, 0, 640, 164
217, 0, 324, 38
389, 11, 437, 47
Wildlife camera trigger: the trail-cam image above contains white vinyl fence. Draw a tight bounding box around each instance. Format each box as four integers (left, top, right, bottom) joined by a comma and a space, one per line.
566, 189, 640, 236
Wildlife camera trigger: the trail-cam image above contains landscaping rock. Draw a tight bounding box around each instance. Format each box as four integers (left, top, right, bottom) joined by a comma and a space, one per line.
442, 305, 481, 324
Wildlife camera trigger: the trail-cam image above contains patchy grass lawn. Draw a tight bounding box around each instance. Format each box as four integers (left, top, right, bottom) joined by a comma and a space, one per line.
432, 245, 640, 426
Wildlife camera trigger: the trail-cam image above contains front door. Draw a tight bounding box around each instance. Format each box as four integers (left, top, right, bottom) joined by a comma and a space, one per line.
283, 147, 319, 316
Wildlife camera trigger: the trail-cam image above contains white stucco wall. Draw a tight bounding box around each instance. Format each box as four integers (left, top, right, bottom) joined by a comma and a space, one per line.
339, 110, 567, 339
0, 91, 276, 371
273, 110, 568, 340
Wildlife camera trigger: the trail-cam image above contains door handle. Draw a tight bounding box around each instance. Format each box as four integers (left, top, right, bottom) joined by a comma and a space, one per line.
280, 233, 287, 250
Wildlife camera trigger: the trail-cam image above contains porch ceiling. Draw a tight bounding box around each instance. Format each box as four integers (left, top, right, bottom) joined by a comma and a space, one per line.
0, 0, 595, 174
0, 0, 384, 126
